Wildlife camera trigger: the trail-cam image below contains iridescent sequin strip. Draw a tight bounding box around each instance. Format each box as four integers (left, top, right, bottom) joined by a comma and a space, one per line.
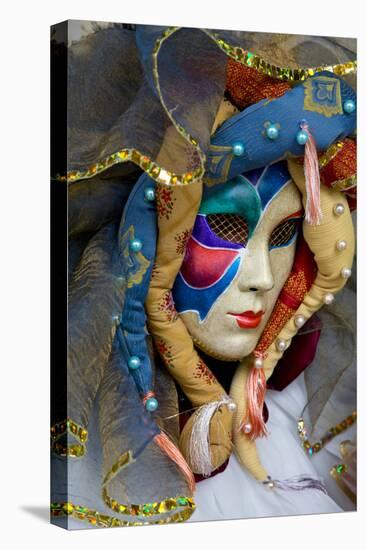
51, 417, 88, 458
297, 411, 356, 456
204, 30, 357, 82
331, 175, 357, 192
102, 450, 134, 487
58, 149, 202, 186
51, 499, 195, 528
101, 449, 195, 521
319, 141, 345, 169
103, 489, 195, 519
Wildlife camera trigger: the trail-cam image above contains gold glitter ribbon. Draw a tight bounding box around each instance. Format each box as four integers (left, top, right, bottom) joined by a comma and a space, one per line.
51, 499, 195, 528
297, 412, 356, 455
50, 417, 88, 458
101, 450, 195, 522
204, 29, 357, 82
51, 447, 196, 526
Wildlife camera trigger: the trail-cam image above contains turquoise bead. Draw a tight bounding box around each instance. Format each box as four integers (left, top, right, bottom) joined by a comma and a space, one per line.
343, 99, 355, 114
144, 187, 155, 202
231, 141, 245, 157
296, 129, 308, 145
266, 124, 279, 140
128, 356, 141, 370
145, 397, 158, 412
129, 238, 143, 252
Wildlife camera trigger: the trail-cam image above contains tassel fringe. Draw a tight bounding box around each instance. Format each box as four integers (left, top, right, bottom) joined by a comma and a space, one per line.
300, 121, 323, 226
189, 395, 233, 477
264, 475, 327, 494
245, 364, 268, 439
154, 432, 196, 493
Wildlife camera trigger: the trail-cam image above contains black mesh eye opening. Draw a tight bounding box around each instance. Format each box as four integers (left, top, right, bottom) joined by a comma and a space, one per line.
269, 219, 299, 248
206, 213, 249, 246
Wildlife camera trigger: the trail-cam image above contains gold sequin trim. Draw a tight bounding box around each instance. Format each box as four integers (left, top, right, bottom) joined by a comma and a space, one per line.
204, 30, 357, 82
319, 141, 345, 169
297, 411, 356, 456
330, 174, 357, 192
51, 417, 88, 458
101, 449, 195, 521
58, 149, 201, 186
103, 490, 195, 519
102, 450, 134, 487
51, 499, 195, 528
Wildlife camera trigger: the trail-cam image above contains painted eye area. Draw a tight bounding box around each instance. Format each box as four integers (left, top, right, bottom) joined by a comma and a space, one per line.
269, 218, 300, 249
206, 214, 249, 247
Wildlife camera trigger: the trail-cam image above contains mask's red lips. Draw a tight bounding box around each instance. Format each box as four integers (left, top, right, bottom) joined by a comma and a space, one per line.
227, 310, 265, 329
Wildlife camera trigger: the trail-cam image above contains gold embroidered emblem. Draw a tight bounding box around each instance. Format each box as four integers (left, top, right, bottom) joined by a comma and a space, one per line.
204, 144, 235, 186
303, 76, 343, 118
121, 226, 151, 288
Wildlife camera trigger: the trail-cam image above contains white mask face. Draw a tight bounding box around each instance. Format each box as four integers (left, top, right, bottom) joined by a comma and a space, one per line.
173, 167, 303, 360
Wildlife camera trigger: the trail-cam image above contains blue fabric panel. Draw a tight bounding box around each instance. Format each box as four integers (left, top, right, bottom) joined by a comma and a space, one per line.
118, 173, 157, 396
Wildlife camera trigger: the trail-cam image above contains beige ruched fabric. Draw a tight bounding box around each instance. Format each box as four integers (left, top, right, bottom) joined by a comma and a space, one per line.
230, 159, 355, 480
145, 181, 234, 472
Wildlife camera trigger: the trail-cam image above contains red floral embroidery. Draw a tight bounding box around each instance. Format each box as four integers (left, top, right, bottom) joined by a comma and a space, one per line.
158, 290, 179, 322
193, 359, 217, 385
174, 228, 192, 256
155, 338, 174, 369
156, 186, 176, 220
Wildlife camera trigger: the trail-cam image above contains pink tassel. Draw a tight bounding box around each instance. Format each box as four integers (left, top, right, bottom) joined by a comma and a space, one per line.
300, 121, 323, 225
243, 353, 268, 440
154, 432, 196, 494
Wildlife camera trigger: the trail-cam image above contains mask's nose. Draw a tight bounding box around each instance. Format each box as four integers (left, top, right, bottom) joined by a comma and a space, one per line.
237, 240, 275, 293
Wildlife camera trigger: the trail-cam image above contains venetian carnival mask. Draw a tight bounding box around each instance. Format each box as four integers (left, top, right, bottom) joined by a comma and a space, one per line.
173, 161, 303, 360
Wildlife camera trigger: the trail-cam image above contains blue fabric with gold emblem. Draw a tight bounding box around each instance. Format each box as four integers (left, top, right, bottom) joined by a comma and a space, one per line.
205, 72, 356, 185
117, 173, 158, 397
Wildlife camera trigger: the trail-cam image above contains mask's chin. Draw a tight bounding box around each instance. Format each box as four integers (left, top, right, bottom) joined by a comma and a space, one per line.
189, 324, 261, 362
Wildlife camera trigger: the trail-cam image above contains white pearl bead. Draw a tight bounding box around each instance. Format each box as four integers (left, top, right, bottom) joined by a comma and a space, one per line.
341, 267, 352, 279
276, 339, 287, 352
254, 357, 263, 369
266, 481, 275, 489
294, 314, 306, 328
333, 203, 345, 216
227, 401, 237, 412
243, 423, 252, 434
323, 293, 335, 305
336, 239, 347, 251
